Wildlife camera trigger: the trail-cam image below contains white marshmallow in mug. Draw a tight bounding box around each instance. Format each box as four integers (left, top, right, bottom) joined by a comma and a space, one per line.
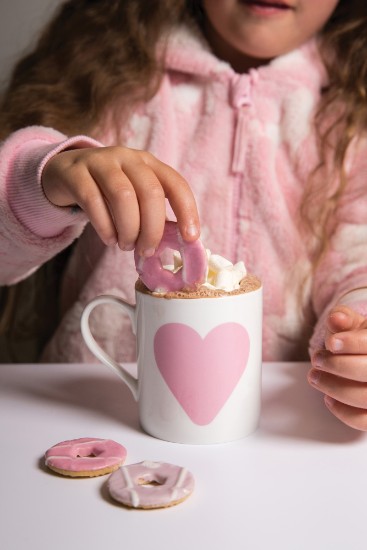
207, 253, 247, 291
158, 248, 247, 293
214, 263, 246, 291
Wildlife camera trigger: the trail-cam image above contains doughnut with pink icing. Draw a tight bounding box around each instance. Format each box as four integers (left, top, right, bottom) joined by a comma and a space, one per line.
134, 221, 207, 292
45, 438, 127, 477
108, 460, 195, 509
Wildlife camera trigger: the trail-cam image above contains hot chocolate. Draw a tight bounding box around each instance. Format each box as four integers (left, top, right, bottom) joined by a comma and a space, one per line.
135, 273, 261, 299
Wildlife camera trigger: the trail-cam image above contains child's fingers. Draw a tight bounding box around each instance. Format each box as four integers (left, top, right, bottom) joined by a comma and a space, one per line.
323, 397, 367, 431
325, 306, 367, 354
141, 152, 201, 242
325, 328, 367, 355
66, 170, 118, 247
308, 358, 367, 430
312, 351, 367, 382
308, 368, 367, 410
119, 160, 169, 256
94, 147, 200, 253
89, 164, 140, 250
91, 158, 169, 254
326, 305, 366, 333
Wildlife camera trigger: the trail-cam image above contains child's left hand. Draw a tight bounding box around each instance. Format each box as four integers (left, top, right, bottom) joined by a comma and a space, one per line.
308, 305, 367, 430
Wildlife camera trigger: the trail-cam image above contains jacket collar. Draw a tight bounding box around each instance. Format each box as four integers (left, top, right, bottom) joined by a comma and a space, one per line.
163, 22, 327, 92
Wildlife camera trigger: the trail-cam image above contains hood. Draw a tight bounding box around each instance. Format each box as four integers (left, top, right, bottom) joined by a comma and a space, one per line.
162, 22, 327, 92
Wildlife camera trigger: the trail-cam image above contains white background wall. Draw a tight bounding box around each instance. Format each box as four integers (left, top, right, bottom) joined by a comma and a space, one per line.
0, 0, 60, 90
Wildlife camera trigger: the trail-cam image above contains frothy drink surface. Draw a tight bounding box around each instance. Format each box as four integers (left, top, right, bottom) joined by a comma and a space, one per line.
135, 274, 261, 299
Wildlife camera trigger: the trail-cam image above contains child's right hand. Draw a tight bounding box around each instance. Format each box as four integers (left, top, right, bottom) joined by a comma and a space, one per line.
42, 146, 200, 256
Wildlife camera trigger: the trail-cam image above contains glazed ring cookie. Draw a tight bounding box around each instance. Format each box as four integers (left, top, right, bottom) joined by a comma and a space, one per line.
134, 221, 207, 292
108, 461, 195, 509
45, 438, 127, 477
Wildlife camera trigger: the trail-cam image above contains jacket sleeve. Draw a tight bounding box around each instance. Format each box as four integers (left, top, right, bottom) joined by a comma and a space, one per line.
309, 138, 367, 354
0, 126, 102, 285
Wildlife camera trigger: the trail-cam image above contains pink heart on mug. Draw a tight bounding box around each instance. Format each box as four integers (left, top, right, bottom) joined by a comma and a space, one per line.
154, 323, 250, 425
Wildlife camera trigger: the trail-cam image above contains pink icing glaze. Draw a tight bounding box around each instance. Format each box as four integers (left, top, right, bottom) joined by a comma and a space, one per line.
45, 438, 127, 472
134, 221, 207, 292
108, 461, 195, 508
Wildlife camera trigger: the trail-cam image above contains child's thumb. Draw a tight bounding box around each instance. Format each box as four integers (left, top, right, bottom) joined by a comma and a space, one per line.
327, 305, 365, 333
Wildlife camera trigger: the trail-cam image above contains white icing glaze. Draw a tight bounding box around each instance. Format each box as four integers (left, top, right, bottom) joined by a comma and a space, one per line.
108, 461, 195, 509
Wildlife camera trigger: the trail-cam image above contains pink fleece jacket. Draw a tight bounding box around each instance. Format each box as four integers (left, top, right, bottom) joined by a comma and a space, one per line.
1, 24, 367, 363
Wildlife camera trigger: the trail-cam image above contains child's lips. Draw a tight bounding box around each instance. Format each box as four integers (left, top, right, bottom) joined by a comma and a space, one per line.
241, 0, 294, 11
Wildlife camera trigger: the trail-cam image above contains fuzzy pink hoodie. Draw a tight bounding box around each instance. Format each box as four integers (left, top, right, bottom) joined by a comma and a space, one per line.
1, 24, 367, 363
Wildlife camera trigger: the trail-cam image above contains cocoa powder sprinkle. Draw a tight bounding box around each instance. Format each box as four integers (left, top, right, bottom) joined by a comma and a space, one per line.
135, 274, 261, 299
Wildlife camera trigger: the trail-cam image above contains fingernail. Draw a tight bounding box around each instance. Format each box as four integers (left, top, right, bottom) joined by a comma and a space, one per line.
331, 338, 344, 352
122, 243, 135, 251
309, 369, 321, 385
313, 353, 324, 369
142, 247, 156, 258
324, 395, 335, 409
331, 311, 348, 322
185, 223, 199, 238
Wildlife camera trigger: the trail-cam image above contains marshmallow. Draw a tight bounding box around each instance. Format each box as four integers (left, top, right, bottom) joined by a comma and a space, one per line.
205, 252, 247, 291
233, 261, 247, 278
150, 248, 247, 293
208, 254, 233, 271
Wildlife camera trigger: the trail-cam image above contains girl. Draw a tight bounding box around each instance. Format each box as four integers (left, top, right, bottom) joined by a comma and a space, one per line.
1, 0, 367, 431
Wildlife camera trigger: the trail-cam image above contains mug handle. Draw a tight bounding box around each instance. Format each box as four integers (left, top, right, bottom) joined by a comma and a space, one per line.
80, 295, 138, 400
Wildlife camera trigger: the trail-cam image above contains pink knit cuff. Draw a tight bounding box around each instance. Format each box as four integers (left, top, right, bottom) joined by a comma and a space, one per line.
338, 289, 367, 317
8, 134, 102, 238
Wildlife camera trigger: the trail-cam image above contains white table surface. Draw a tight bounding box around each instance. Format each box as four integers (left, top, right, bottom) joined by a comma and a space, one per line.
1, 361, 367, 550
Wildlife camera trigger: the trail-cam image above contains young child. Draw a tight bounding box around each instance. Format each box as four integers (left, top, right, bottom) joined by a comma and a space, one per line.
1, 0, 367, 431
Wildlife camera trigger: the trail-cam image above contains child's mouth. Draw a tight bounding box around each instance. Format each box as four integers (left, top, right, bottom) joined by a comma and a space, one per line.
241, 0, 293, 13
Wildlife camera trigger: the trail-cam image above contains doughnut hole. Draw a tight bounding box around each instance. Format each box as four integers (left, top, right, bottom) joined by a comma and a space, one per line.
159, 248, 182, 272
137, 474, 167, 488
77, 453, 96, 458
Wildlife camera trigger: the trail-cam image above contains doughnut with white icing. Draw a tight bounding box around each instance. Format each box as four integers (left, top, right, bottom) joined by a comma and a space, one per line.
45, 438, 127, 477
108, 460, 195, 509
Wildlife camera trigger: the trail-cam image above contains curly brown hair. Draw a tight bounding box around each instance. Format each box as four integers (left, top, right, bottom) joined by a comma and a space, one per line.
302, 0, 367, 253
0, 0, 187, 139
0, 0, 366, 360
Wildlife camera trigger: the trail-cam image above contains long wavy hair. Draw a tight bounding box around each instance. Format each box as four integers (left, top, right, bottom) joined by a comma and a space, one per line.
303, 0, 367, 254
0, 0, 366, 359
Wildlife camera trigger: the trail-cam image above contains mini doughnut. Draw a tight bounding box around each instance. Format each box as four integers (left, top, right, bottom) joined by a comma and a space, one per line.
45, 438, 127, 478
134, 221, 207, 292
108, 460, 195, 509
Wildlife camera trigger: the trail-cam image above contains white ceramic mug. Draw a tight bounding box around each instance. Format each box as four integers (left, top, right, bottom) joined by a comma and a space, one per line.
81, 286, 262, 444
